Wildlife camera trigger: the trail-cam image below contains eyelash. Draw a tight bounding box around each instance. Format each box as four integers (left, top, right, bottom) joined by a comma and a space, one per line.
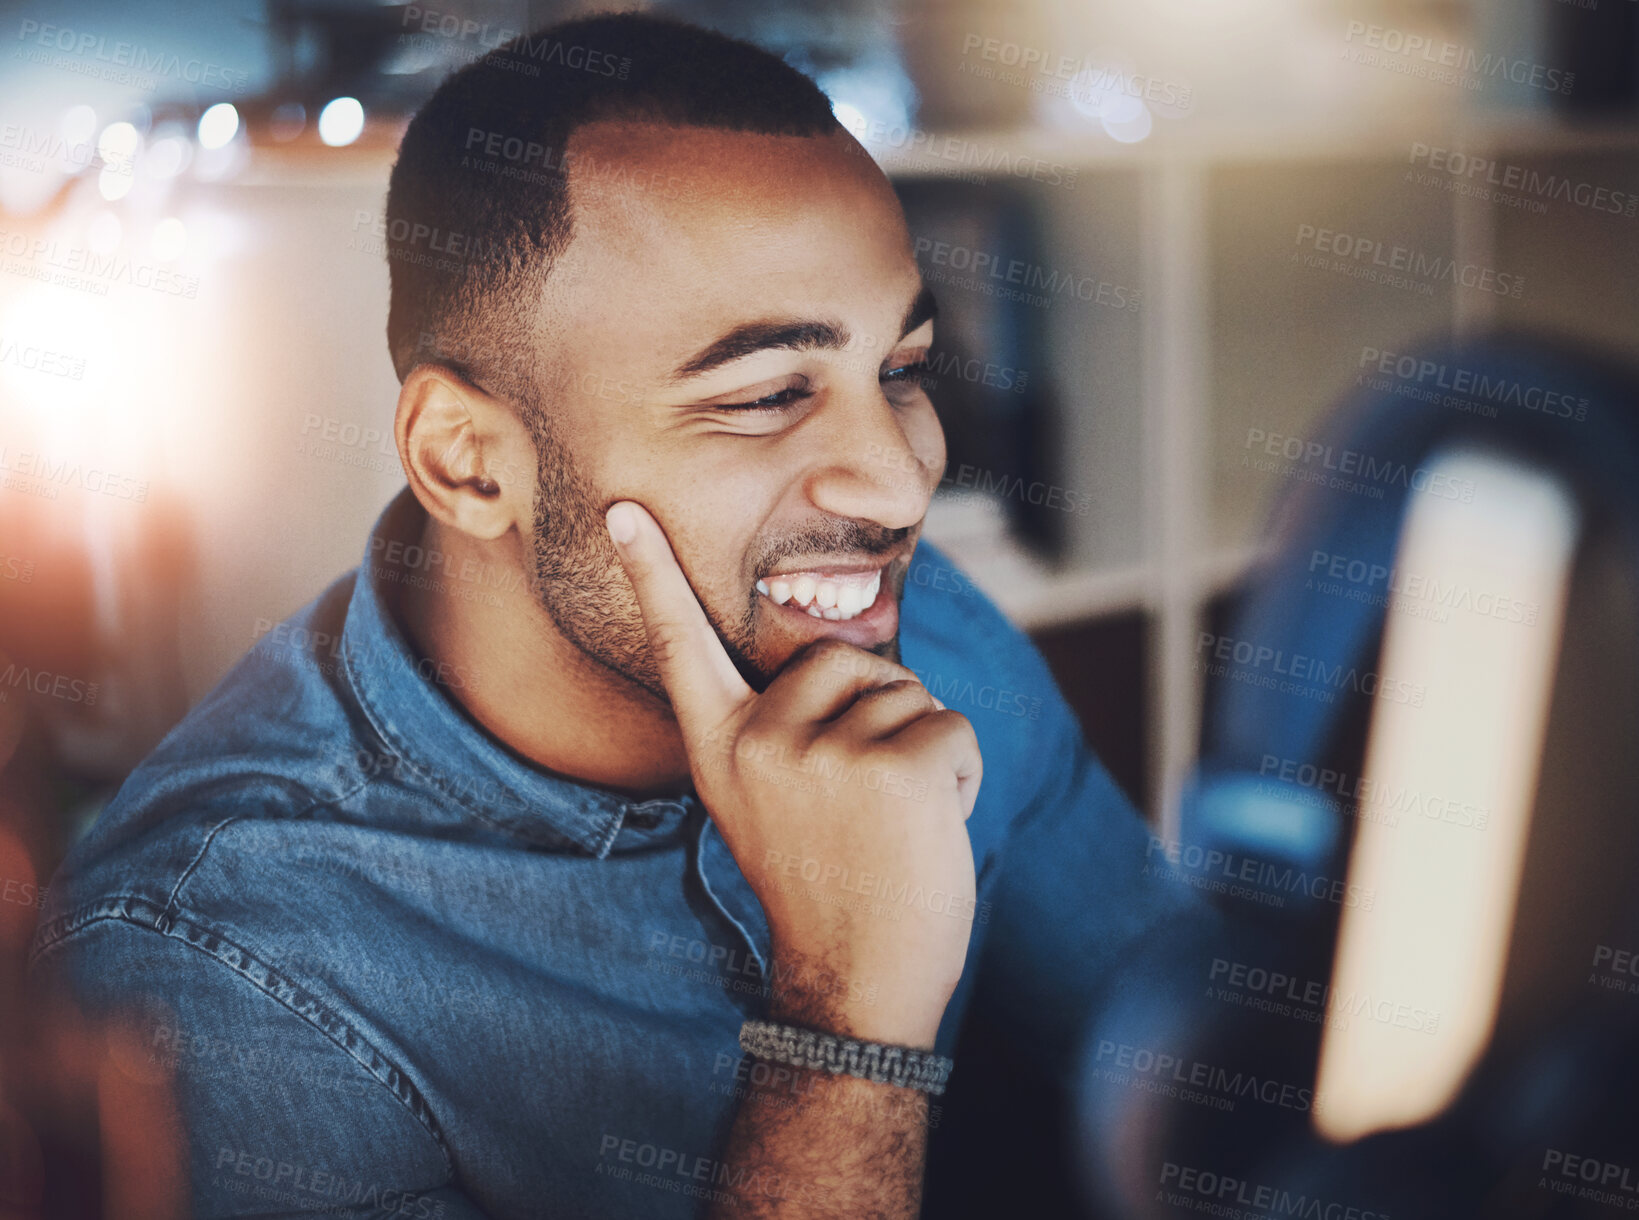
717, 361, 933, 413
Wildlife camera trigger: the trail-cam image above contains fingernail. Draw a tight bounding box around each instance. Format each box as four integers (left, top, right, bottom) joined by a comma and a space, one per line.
606, 502, 638, 545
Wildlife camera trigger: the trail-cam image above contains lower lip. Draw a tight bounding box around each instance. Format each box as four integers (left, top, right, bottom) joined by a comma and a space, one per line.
759, 578, 899, 647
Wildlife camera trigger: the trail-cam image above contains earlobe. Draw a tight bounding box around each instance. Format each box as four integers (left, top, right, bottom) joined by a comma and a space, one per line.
395, 365, 528, 541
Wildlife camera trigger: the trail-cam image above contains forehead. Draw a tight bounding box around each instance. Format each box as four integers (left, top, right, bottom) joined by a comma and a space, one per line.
540, 122, 920, 366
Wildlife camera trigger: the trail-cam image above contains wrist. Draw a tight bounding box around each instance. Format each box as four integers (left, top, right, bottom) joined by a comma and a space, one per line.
768, 955, 945, 1048
739, 1019, 953, 1096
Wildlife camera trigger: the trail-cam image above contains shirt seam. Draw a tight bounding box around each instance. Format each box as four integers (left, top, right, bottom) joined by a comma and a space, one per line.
158, 814, 244, 933
30, 900, 458, 1180
340, 637, 623, 857
154, 761, 380, 928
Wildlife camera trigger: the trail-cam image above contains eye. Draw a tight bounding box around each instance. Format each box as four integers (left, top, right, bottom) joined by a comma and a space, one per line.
882, 359, 931, 384
881, 358, 932, 403
708, 376, 814, 413
716, 385, 814, 412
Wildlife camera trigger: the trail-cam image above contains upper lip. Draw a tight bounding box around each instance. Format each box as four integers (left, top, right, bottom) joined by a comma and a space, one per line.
761, 548, 912, 580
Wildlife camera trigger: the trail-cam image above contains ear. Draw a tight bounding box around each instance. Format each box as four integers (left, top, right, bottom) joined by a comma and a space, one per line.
394, 365, 534, 542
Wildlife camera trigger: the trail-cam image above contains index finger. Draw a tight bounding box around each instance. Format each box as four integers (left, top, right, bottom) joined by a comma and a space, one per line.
606, 500, 752, 732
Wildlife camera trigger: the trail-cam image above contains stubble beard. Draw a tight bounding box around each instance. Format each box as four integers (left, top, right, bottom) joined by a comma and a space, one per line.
521, 416, 773, 703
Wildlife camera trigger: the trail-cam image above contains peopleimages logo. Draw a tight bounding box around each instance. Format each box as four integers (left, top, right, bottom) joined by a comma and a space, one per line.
0, 662, 98, 706
1259, 753, 1489, 831
1307, 546, 1540, 627
1357, 347, 1589, 422
0, 121, 113, 173
1241, 427, 1477, 504
958, 35, 1195, 116
1541, 1149, 1639, 1206
1, 229, 201, 299
596, 1134, 831, 1208
0, 336, 85, 380
1092, 1039, 1316, 1113
913, 236, 1139, 311
0, 554, 34, 583
14, 20, 251, 93
1199, 629, 1427, 707
838, 116, 1079, 190
1294, 223, 1525, 298
1342, 20, 1574, 96
1209, 956, 1442, 1034
399, 7, 632, 79
1144, 835, 1377, 910
212, 1148, 445, 1219
1158, 1162, 1389, 1219
1407, 143, 1637, 218
939, 462, 1090, 516
0, 446, 149, 502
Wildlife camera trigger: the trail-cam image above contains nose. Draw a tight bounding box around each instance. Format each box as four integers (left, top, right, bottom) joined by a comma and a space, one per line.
801, 386, 942, 531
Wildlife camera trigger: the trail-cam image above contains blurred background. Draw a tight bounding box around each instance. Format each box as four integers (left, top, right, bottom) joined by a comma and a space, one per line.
2, 0, 1639, 1211
3, 0, 1637, 829
5, 0, 1638, 842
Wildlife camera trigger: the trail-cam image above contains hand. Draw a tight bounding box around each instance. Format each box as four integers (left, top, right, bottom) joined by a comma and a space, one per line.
606, 501, 981, 1047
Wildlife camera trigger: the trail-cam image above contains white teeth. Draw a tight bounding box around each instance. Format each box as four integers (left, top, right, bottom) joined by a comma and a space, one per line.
756, 566, 886, 623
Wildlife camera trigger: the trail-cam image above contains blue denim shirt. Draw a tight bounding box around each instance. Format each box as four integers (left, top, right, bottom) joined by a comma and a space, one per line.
30, 488, 1192, 1218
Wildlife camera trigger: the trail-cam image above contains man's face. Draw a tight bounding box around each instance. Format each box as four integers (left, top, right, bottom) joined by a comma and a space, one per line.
518, 121, 945, 698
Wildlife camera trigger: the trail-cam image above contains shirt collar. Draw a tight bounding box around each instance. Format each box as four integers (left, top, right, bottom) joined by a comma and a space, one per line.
339, 487, 685, 858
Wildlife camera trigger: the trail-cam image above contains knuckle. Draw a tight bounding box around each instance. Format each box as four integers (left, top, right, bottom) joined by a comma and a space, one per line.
801, 637, 864, 673
860, 679, 935, 714
923, 709, 978, 759
881, 661, 922, 687
804, 724, 846, 759
884, 678, 933, 702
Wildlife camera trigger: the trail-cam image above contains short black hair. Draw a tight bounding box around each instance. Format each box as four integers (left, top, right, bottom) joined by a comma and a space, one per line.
383, 11, 841, 405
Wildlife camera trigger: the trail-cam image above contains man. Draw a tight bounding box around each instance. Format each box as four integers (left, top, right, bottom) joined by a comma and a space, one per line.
31, 13, 1195, 1217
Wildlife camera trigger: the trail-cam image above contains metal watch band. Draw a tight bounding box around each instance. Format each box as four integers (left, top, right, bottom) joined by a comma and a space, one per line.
738, 1019, 953, 1095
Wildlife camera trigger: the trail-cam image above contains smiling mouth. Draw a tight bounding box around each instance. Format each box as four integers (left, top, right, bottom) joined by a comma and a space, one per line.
754, 567, 884, 621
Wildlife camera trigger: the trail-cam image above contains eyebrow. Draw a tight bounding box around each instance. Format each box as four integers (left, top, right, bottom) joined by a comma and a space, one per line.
667, 283, 940, 383
900, 283, 938, 338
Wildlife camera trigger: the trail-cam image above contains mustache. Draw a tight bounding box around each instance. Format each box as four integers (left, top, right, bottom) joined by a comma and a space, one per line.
750, 519, 913, 578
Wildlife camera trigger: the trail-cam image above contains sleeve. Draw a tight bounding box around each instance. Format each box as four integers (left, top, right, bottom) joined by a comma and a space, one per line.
31, 918, 492, 1220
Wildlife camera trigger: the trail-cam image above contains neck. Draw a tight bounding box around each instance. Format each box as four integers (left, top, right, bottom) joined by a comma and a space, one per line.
394, 512, 692, 799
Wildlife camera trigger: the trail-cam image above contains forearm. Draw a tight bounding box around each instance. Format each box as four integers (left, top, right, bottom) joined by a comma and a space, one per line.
706, 962, 943, 1219
706, 1063, 929, 1219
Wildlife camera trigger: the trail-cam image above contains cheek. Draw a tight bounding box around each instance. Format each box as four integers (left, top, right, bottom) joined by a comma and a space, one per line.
644, 493, 766, 599
903, 402, 947, 480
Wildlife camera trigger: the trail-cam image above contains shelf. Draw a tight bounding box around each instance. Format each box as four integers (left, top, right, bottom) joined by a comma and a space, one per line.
873, 111, 1639, 178
923, 492, 1262, 630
